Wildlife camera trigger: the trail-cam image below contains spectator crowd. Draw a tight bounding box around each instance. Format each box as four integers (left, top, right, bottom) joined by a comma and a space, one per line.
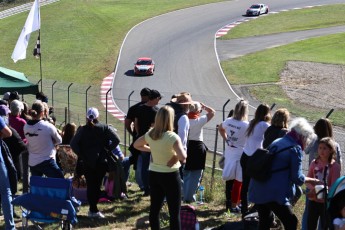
0, 88, 343, 230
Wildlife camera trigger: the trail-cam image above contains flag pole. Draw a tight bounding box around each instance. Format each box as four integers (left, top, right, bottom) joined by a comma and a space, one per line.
38, 29, 42, 92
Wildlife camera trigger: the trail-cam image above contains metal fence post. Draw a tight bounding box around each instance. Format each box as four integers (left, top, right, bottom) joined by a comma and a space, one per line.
37, 79, 41, 89
64, 107, 67, 127
326, 109, 334, 118
85, 86, 91, 114
125, 90, 135, 155
270, 103, 276, 110
222, 99, 230, 152
211, 125, 219, 193
51, 81, 57, 109
67, 83, 73, 123
105, 88, 112, 124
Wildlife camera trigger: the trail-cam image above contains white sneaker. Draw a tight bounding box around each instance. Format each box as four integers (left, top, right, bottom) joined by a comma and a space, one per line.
88, 211, 105, 218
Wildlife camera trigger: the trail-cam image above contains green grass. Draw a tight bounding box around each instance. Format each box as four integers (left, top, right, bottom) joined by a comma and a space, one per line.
221, 4, 345, 39
221, 33, 345, 125
0, 1, 340, 229
221, 33, 345, 85
0, 0, 225, 85
0, 0, 226, 137
7, 165, 229, 229
8, 164, 309, 229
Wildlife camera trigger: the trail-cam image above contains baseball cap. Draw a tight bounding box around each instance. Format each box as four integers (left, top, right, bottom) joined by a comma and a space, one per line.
87, 107, 99, 120
0, 105, 10, 116
140, 87, 151, 97
149, 89, 163, 100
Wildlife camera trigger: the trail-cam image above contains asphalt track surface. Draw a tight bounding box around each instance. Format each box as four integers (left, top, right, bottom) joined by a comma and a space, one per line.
111, 0, 345, 157
113, 0, 344, 131
217, 25, 345, 61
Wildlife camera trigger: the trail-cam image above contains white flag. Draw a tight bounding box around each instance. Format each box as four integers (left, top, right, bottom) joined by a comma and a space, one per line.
11, 0, 40, 63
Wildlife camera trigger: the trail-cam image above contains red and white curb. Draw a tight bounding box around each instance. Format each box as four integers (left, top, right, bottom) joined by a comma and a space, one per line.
215, 5, 324, 38
100, 72, 126, 122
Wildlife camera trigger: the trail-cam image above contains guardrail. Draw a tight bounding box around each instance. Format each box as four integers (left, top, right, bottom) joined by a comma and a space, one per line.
0, 0, 59, 20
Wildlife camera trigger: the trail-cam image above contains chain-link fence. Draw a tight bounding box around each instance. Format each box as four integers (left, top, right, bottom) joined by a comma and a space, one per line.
0, 0, 32, 10
30, 79, 345, 171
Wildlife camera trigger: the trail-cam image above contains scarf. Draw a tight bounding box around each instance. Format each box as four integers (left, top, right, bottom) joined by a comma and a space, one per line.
287, 130, 304, 150
188, 112, 199, 119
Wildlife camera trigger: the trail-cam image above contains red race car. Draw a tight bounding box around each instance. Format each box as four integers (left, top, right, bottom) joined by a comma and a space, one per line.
134, 57, 155, 76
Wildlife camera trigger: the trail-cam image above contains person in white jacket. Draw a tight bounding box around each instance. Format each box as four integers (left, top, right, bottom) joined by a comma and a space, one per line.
218, 99, 249, 213
24, 100, 63, 178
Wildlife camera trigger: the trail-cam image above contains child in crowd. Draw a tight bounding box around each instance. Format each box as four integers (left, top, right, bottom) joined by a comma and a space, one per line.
333, 198, 345, 230
306, 137, 341, 230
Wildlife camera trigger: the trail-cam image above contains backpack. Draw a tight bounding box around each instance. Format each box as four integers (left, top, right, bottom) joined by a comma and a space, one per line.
180, 205, 199, 230
246, 145, 296, 182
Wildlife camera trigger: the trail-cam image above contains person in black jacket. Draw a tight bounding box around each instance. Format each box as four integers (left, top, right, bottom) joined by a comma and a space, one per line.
70, 107, 120, 219
263, 108, 290, 149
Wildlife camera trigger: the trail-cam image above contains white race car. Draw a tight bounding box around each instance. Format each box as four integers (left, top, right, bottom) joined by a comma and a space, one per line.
246, 4, 269, 16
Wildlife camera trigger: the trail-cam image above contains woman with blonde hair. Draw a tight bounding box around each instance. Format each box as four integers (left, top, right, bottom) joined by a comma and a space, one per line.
134, 106, 187, 230
218, 99, 249, 213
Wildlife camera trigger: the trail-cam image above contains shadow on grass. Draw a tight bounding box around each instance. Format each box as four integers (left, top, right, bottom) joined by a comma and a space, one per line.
74, 188, 151, 228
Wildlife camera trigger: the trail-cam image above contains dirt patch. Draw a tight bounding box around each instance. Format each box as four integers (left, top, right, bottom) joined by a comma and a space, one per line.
279, 61, 345, 109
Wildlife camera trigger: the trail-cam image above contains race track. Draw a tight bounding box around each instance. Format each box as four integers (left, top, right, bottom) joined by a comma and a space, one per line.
111, 0, 345, 151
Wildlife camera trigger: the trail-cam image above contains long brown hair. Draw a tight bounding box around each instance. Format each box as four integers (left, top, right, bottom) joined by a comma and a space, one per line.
317, 137, 336, 163
246, 104, 271, 137
314, 118, 333, 140
62, 123, 77, 144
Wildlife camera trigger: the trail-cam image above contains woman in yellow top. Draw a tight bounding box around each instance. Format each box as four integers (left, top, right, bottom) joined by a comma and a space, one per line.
135, 105, 187, 230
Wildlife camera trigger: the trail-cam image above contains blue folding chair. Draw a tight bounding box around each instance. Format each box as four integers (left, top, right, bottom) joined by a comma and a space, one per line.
12, 176, 81, 229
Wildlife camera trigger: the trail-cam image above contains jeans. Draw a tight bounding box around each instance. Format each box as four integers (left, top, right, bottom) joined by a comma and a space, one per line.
30, 158, 64, 178
135, 154, 144, 189
302, 195, 309, 230
149, 171, 181, 230
141, 152, 151, 193
0, 149, 15, 230
256, 202, 298, 230
121, 157, 131, 182
183, 169, 203, 202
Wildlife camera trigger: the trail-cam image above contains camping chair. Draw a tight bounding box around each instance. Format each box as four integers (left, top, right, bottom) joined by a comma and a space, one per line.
12, 176, 81, 230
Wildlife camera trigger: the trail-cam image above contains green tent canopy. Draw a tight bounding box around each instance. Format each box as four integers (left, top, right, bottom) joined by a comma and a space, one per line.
0, 66, 39, 95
